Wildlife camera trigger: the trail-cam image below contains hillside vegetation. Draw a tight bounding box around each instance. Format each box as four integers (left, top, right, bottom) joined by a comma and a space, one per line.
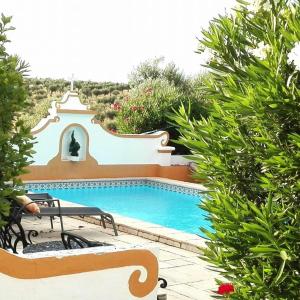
23, 61, 209, 155
23, 78, 129, 130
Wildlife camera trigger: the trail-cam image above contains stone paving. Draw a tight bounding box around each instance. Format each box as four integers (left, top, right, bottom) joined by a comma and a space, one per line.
22, 215, 220, 300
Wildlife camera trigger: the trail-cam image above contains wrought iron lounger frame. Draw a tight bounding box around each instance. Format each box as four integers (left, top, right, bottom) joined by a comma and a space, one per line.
0, 202, 112, 253
25, 193, 118, 236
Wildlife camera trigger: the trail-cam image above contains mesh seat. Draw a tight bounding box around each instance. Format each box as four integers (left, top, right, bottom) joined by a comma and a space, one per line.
24, 193, 118, 236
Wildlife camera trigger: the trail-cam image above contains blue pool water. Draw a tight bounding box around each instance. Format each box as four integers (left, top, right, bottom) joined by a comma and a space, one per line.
32, 185, 210, 235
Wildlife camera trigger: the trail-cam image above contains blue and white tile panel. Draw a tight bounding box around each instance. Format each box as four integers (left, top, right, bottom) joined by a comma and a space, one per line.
25, 179, 203, 196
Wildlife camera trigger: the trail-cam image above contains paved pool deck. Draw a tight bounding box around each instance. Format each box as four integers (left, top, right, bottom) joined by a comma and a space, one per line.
22, 215, 220, 300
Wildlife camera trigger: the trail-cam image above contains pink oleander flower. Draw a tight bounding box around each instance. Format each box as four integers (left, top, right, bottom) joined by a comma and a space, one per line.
112, 103, 121, 111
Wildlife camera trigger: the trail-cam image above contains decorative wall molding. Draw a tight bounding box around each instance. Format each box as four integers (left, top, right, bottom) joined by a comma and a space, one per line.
57, 109, 96, 114
157, 149, 173, 154
31, 116, 60, 135
91, 117, 170, 143
0, 248, 158, 299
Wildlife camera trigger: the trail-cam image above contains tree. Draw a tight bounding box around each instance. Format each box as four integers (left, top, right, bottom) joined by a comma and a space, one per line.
170, 0, 300, 298
128, 57, 188, 90
0, 14, 34, 225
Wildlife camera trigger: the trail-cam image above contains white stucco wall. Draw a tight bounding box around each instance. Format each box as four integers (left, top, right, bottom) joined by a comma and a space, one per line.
1, 266, 156, 300
31, 91, 174, 167
59, 91, 88, 110
32, 113, 173, 166
171, 155, 192, 165
0, 247, 159, 300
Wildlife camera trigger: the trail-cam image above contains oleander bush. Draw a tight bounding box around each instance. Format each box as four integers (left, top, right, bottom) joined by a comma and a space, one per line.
116, 78, 180, 133
170, 0, 300, 298
117, 58, 210, 153
116, 76, 209, 153
0, 15, 34, 225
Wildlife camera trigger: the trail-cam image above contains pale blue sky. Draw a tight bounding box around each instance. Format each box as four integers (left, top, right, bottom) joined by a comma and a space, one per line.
3, 0, 236, 82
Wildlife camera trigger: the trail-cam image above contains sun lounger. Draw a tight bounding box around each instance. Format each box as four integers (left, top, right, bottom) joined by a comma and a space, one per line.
24, 193, 118, 236
0, 204, 113, 253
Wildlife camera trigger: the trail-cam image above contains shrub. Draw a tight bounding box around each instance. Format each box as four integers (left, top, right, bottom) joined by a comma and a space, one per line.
0, 15, 34, 225
116, 78, 180, 133
103, 88, 110, 95
33, 94, 45, 101
22, 97, 52, 128
37, 89, 46, 95
105, 109, 117, 119
49, 84, 59, 93
82, 87, 92, 97
98, 96, 116, 104
75, 81, 82, 89
95, 112, 105, 122
112, 90, 120, 95
103, 119, 117, 131
171, 0, 300, 298
92, 89, 102, 96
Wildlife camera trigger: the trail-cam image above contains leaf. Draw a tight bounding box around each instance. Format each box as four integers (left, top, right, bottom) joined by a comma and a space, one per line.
250, 246, 278, 253
280, 250, 290, 261
271, 259, 286, 286
268, 103, 278, 108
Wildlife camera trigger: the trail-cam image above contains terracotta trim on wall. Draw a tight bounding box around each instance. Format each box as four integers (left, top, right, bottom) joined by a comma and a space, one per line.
0, 248, 158, 298
157, 149, 173, 153
31, 116, 60, 135
21, 164, 192, 182
57, 109, 96, 115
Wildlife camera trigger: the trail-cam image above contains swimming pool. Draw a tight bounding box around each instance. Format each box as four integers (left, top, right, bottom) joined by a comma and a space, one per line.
28, 180, 210, 235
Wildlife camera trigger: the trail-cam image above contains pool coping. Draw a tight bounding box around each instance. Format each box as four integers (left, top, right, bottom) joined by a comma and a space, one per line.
25, 177, 209, 253
68, 205, 208, 254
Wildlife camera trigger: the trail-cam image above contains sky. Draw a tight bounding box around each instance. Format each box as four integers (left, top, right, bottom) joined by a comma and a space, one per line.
2, 0, 236, 83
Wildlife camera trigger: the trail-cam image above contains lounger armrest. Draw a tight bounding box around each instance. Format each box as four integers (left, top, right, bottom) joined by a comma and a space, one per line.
34, 199, 62, 216
31, 199, 60, 206
19, 199, 62, 216
26, 193, 53, 200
